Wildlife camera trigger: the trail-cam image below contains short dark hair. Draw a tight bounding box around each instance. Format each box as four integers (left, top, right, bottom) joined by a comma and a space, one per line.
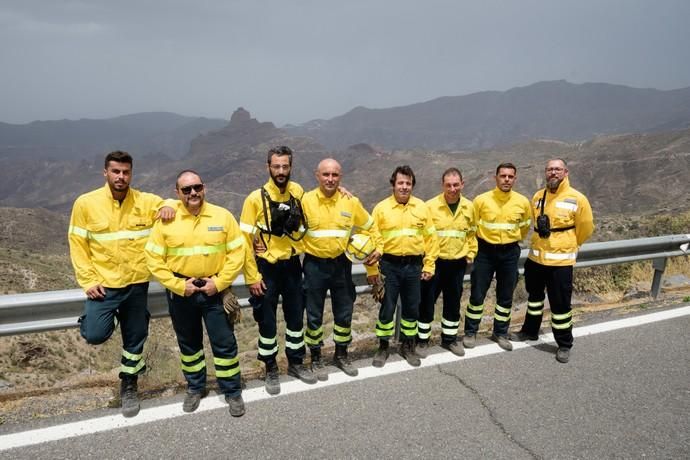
175, 169, 202, 189
442, 167, 463, 182
267, 146, 293, 165
495, 162, 517, 175
548, 158, 568, 168
389, 165, 416, 187
104, 151, 132, 169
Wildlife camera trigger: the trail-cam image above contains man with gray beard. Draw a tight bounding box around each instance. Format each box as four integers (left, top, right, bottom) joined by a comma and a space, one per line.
509, 159, 594, 363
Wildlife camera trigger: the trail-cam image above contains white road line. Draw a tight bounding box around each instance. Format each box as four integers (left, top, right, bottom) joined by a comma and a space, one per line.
2, 304, 689, 451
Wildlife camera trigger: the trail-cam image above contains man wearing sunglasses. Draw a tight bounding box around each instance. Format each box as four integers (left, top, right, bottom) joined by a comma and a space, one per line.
68, 150, 174, 418
146, 170, 247, 416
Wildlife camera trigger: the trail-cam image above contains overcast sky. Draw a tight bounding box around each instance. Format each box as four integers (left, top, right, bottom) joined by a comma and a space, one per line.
1, 0, 689, 126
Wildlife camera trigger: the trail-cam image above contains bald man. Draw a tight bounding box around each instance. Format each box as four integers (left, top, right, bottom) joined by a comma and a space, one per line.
300, 159, 381, 379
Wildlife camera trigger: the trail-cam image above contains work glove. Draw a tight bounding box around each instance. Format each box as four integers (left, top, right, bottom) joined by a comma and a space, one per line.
222, 288, 242, 324
371, 274, 385, 303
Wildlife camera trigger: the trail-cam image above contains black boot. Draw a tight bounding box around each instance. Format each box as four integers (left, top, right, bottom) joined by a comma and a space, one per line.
287, 362, 318, 384
399, 339, 421, 367
265, 360, 281, 395
120, 375, 140, 418
334, 344, 358, 377
372, 339, 389, 368
310, 348, 328, 381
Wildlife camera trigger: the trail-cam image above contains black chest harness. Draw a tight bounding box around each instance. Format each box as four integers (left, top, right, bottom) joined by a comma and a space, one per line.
259, 187, 307, 243
534, 189, 575, 239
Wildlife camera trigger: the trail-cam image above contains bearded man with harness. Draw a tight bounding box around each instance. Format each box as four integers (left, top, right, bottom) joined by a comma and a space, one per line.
239, 146, 316, 394
509, 159, 594, 363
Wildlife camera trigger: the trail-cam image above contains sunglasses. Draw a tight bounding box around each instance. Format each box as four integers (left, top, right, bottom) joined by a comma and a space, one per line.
179, 183, 204, 195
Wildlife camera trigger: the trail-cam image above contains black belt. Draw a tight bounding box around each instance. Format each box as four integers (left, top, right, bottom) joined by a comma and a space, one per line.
533, 225, 575, 233
256, 254, 300, 265
477, 238, 519, 251
381, 253, 423, 265
304, 253, 347, 263
173, 272, 216, 279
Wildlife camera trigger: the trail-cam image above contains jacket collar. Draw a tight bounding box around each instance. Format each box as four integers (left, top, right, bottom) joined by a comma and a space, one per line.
389, 194, 415, 208
433, 193, 464, 210
315, 187, 338, 202
263, 179, 292, 198
101, 184, 132, 204
178, 200, 212, 218
491, 187, 513, 202
547, 176, 571, 195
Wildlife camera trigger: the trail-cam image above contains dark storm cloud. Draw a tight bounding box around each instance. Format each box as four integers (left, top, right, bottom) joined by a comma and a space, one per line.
1, 0, 689, 125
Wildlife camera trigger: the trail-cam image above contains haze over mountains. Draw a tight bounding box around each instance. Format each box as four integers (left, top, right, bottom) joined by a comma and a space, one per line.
2, 80, 690, 160
286, 81, 690, 150
0, 112, 226, 160
0, 80, 689, 219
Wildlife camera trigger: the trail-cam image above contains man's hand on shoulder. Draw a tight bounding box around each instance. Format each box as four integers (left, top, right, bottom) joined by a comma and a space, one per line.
156, 206, 176, 222
337, 185, 353, 199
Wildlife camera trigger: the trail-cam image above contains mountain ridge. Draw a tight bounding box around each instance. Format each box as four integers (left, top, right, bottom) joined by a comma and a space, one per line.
0, 112, 227, 160
286, 80, 690, 150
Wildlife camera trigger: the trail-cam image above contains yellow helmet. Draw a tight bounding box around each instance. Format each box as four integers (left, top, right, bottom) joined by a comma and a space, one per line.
346, 233, 375, 261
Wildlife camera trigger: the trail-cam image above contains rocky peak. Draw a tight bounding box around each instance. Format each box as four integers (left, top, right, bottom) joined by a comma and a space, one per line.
229, 107, 252, 124
226, 107, 275, 132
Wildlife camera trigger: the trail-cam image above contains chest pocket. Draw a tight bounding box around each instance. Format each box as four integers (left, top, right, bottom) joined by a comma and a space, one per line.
203, 224, 226, 246
551, 201, 576, 228
408, 209, 427, 230
505, 204, 526, 224
127, 205, 153, 229
479, 203, 496, 221
165, 235, 185, 249
337, 211, 353, 229
86, 220, 109, 235
128, 216, 153, 230
306, 215, 321, 230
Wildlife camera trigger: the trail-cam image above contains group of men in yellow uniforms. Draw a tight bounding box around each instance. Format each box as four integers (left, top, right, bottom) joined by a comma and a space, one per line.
68, 147, 593, 418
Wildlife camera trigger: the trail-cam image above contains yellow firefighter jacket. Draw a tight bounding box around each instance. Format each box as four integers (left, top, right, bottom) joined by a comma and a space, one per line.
239, 180, 304, 284
426, 193, 478, 261
528, 176, 594, 266
145, 201, 246, 296
302, 188, 382, 276
474, 187, 531, 245
371, 195, 439, 274
68, 185, 164, 290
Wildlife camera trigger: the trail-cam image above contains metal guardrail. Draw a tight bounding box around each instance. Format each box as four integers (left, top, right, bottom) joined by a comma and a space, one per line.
1, 234, 688, 337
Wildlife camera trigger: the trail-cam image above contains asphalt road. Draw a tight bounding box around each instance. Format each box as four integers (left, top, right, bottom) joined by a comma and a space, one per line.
2, 305, 689, 459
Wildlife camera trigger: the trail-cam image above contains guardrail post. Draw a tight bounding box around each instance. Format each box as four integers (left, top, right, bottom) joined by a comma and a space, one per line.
650, 257, 668, 299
